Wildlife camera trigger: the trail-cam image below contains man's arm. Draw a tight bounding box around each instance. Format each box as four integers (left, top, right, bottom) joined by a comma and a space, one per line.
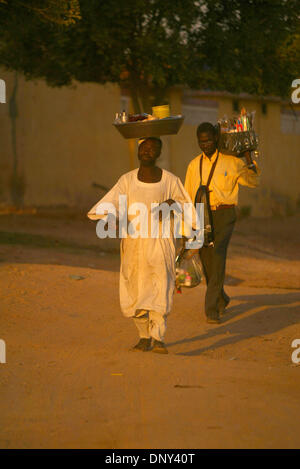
236, 151, 260, 187
184, 162, 194, 199
87, 175, 126, 220
242, 150, 257, 173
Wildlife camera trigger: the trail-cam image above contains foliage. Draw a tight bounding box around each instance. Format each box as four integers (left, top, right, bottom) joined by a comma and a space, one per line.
0, 0, 298, 112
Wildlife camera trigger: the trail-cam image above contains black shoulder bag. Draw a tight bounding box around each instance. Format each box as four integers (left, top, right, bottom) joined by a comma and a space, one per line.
194, 151, 219, 247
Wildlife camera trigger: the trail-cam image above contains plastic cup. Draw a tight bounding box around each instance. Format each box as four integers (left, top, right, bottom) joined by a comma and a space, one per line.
152, 105, 170, 119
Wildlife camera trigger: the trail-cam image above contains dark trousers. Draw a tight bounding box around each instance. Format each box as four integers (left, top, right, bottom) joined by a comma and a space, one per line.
199, 207, 236, 319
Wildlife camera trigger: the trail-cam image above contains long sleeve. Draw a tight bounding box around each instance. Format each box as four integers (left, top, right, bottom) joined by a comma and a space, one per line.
172, 176, 193, 207
184, 162, 195, 202
87, 175, 127, 220
236, 160, 261, 188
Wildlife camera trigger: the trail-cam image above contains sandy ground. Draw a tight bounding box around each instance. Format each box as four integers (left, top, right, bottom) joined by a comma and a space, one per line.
0, 210, 299, 449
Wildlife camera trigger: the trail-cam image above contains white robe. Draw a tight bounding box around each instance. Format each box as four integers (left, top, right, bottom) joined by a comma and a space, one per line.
87, 169, 197, 318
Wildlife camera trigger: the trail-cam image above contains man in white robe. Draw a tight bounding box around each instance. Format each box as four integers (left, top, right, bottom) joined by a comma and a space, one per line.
87, 138, 200, 354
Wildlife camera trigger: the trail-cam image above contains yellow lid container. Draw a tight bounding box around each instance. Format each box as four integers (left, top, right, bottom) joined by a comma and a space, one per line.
152, 104, 170, 119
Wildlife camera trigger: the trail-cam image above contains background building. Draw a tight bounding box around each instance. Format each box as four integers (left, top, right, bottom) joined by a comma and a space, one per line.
0, 69, 299, 217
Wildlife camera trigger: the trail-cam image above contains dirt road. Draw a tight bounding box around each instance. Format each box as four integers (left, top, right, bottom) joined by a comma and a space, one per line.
0, 211, 299, 448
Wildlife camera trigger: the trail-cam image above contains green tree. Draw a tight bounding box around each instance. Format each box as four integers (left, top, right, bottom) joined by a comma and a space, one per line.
0, 0, 81, 25
195, 0, 300, 97
0, 0, 299, 112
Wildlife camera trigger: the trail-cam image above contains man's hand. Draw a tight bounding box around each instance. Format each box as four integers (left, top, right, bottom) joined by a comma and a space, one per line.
241, 150, 257, 173
155, 199, 180, 222
241, 150, 251, 163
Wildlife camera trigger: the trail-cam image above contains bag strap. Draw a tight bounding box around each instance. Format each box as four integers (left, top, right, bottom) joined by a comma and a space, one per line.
194, 151, 220, 247
200, 150, 219, 187
194, 151, 219, 206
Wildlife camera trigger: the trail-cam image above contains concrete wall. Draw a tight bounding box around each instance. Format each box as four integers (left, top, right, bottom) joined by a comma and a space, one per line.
0, 69, 299, 216
0, 70, 130, 210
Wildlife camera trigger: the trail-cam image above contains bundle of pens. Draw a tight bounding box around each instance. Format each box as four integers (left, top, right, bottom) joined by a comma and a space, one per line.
217, 108, 259, 157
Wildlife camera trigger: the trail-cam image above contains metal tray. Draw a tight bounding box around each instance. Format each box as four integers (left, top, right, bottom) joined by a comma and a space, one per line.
113, 116, 184, 139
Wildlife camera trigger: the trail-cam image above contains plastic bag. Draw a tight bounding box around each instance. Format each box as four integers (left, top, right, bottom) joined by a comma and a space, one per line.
175, 251, 202, 292
218, 129, 258, 156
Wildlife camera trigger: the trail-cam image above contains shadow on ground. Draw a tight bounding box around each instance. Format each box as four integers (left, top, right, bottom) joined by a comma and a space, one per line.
168, 291, 300, 356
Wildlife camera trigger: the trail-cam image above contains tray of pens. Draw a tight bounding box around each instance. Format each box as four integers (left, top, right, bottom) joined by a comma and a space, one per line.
217, 108, 258, 157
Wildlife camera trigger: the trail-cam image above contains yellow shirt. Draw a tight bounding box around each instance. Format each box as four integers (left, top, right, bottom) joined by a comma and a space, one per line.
184, 150, 260, 208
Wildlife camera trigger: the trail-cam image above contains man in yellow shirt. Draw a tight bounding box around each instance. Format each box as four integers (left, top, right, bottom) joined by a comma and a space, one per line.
184, 122, 260, 324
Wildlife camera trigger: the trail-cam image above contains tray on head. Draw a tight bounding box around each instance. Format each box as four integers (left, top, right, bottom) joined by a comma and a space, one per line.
113, 116, 184, 139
